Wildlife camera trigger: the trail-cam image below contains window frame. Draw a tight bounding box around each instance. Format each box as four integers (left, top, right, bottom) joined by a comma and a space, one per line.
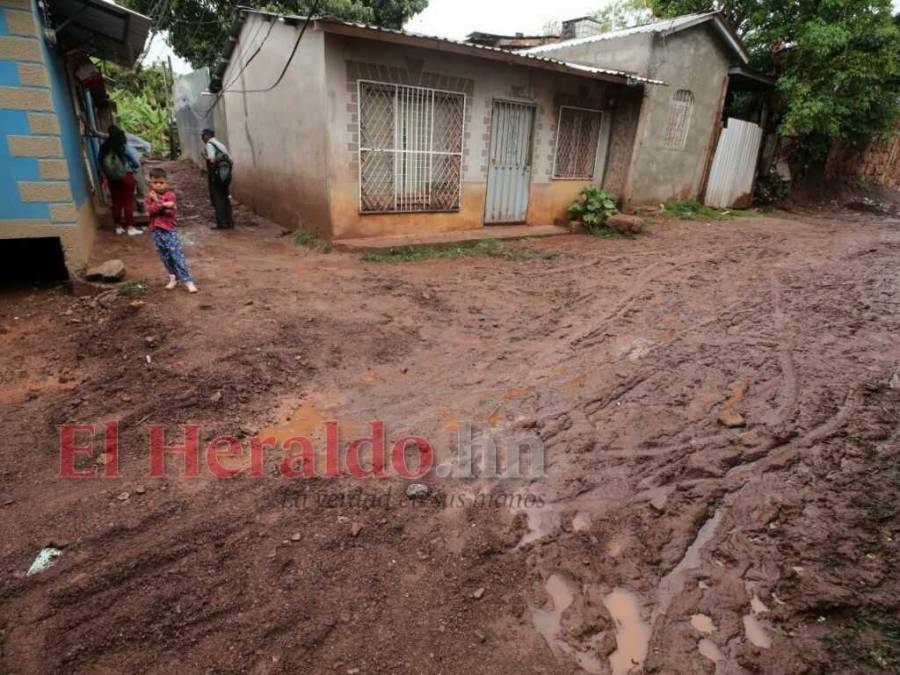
663, 89, 694, 150
357, 79, 467, 215
552, 105, 604, 181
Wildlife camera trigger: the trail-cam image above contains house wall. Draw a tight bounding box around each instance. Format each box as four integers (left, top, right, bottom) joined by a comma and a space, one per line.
218, 15, 331, 235
321, 33, 642, 240
531, 33, 654, 76
174, 67, 215, 168
624, 26, 731, 205
0, 0, 97, 272
526, 24, 732, 206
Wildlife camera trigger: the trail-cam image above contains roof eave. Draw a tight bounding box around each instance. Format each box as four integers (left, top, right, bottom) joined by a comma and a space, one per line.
314, 19, 661, 86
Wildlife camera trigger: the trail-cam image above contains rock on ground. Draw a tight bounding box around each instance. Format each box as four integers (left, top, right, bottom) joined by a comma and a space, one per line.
85, 259, 126, 282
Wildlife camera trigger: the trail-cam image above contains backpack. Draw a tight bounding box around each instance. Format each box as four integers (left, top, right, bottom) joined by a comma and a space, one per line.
102, 152, 126, 181
209, 140, 233, 185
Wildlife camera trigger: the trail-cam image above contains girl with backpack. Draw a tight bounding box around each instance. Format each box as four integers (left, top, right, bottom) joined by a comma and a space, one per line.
99, 125, 142, 236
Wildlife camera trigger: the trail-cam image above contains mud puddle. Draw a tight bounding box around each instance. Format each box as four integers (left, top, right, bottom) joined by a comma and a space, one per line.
603, 588, 651, 675
531, 575, 604, 674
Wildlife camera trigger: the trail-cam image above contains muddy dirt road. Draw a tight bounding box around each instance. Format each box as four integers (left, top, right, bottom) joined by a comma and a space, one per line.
1, 161, 898, 674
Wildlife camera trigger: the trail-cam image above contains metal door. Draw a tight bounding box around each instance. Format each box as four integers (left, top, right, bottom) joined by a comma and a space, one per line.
704, 117, 764, 208
485, 101, 535, 224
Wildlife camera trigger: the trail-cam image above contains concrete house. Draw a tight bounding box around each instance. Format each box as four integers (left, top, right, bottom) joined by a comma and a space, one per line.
208, 10, 663, 242
525, 13, 753, 206
0, 0, 150, 277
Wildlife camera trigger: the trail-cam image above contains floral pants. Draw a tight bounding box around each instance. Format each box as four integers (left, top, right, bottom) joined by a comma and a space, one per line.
151, 228, 193, 283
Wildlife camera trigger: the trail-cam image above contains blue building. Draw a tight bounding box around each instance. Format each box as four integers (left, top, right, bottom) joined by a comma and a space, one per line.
0, 0, 150, 276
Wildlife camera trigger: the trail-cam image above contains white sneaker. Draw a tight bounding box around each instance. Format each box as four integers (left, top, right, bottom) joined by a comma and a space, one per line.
185, 282, 198, 294
115, 226, 125, 235
165, 275, 177, 290
127, 227, 143, 236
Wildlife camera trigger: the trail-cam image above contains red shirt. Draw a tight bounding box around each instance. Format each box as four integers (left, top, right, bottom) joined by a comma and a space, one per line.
145, 190, 177, 231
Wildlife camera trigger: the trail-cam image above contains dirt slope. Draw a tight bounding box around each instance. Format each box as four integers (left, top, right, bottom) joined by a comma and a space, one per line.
0, 161, 898, 674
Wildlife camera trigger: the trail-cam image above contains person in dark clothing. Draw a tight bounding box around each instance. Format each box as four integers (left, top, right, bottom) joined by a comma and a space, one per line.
201, 128, 233, 229
99, 125, 142, 235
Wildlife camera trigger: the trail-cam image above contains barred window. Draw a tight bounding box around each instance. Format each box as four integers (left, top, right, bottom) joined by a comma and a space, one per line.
553, 106, 603, 180
358, 81, 465, 214
664, 89, 694, 149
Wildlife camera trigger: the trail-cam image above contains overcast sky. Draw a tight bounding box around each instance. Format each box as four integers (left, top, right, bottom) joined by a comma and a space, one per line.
407, 0, 604, 39
150, 0, 900, 75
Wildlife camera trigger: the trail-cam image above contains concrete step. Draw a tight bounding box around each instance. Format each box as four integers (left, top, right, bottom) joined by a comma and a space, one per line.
333, 225, 571, 252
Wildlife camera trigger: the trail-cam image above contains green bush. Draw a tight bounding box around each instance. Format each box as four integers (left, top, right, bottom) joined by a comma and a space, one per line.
568, 187, 619, 232
754, 173, 790, 207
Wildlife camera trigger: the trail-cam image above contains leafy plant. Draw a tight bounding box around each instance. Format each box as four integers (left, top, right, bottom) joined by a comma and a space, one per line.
118, 280, 148, 296
660, 199, 756, 221
753, 172, 789, 207
293, 228, 333, 253
568, 187, 619, 233
361, 239, 558, 263
108, 89, 168, 153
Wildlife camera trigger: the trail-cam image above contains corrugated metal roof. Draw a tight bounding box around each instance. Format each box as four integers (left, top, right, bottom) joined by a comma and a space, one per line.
524, 11, 749, 65
210, 9, 665, 93
316, 16, 666, 85
47, 0, 152, 66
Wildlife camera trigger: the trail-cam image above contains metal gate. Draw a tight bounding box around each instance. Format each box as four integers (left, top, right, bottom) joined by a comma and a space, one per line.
485, 101, 535, 224
704, 117, 763, 208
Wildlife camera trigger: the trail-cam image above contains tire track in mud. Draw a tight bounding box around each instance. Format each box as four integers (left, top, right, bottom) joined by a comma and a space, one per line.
764, 274, 800, 430
570, 256, 713, 349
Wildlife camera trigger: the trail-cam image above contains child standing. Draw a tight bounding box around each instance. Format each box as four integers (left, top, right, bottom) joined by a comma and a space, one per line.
145, 167, 198, 293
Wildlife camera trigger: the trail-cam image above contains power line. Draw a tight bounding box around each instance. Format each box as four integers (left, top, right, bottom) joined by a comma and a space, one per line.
218, 0, 321, 95
218, 15, 271, 92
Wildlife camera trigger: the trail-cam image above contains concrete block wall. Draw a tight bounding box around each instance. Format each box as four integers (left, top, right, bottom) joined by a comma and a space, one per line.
0, 0, 95, 272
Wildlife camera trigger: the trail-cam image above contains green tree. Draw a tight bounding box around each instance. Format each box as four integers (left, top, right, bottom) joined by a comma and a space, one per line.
592, 0, 652, 32
121, 0, 429, 69
650, 0, 900, 170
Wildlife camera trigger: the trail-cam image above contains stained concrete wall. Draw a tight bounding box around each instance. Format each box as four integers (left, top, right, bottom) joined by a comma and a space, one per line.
624, 26, 731, 205
528, 24, 733, 206
322, 33, 642, 240
218, 15, 331, 235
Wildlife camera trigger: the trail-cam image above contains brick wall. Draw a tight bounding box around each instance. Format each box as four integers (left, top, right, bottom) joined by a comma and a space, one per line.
827, 126, 900, 191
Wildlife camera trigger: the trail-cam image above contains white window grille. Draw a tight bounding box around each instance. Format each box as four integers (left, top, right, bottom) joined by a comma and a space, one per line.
553, 106, 603, 180
358, 81, 465, 213
664, 89, 694, 149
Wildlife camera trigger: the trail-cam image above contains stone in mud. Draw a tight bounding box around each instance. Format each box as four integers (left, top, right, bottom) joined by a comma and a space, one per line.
472, 587, 486, 599
350, 522, 363, 537
738, 430, 762, 447
406, 483, 429, 499
650, 492, 669, 513
608, 214, 645, 235
718, 408, 746, 428
85, 259, 126, 282
1, 493, 15, 506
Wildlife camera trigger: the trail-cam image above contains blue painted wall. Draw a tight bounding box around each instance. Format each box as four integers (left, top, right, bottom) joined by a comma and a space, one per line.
0, 0, 92, 222
0, 1, 51, 221
41, 34, 91, 209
